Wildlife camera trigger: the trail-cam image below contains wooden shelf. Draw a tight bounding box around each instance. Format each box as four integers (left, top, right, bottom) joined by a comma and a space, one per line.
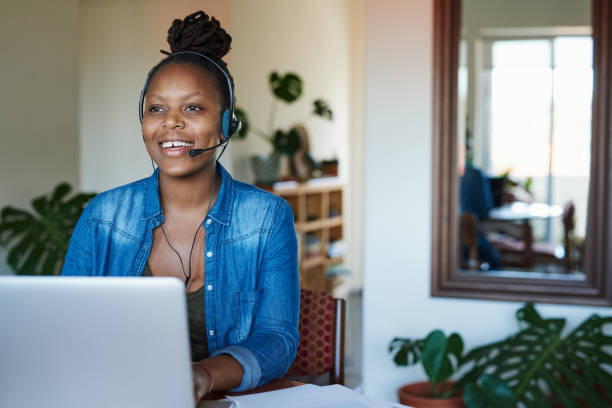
295, 216, 342, 232
272, 181, 344, 292
302, 255, 326, 270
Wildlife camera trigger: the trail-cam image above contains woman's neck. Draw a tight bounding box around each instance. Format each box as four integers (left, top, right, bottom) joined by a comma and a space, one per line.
158, 162, 219, 216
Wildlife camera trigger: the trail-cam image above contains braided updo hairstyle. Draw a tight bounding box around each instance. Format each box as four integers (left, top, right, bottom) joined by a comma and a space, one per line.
145, 10, 234, 111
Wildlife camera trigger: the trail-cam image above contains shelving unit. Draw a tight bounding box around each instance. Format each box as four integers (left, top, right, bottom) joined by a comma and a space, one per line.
271, 179, 344, 292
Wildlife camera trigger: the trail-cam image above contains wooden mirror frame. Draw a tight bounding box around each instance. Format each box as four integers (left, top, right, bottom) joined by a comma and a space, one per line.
431, 0, 612, 306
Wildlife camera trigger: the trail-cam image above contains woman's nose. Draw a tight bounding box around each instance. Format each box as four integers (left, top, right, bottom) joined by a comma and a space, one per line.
163, 110, 184, 129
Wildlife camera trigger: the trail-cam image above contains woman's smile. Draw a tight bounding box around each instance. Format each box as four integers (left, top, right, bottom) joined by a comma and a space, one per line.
159, 139, 195, 157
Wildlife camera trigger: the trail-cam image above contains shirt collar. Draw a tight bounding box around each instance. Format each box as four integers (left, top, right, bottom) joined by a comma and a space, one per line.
142, 162, 234, 226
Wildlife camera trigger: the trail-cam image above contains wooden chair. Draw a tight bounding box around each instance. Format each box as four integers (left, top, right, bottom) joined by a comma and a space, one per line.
532, 201, 576, 272
285, 288, 346, 385
481, 201, 576, 272
459, 212, 479, 270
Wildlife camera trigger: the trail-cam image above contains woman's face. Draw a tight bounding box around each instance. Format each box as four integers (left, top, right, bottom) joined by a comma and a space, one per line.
142, 63, 223, 177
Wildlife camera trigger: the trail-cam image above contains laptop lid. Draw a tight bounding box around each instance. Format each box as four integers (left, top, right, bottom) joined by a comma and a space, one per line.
0, 276, 193, 408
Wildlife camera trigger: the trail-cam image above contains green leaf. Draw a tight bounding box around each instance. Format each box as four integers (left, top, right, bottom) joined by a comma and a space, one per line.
273, 128, 301, 156
312, 99, 333, 120
19, 239, 46, 275
40, 251, 60, 276
234, 107, 250, 139
50, 183, 72, 205
421, 330, 463, 391
447, 332, 464, 364
0, 183, 95, 275
456, 303, 612, 407
463, 375, 515, 408
388, 337, 424, 367
269, 71, 303, 103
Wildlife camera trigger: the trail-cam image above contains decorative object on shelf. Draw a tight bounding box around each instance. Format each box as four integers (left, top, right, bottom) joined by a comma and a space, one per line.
0, 183, 96, 275
251, 152, 281, 186
389, 303, 612, 407
235, 71, 333, 184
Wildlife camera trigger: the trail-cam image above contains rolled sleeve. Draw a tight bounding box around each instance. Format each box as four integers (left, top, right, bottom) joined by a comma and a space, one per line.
211, 345, 261, 392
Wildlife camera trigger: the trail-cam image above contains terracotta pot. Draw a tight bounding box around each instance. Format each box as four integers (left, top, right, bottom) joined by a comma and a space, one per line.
398, 381, 464, 408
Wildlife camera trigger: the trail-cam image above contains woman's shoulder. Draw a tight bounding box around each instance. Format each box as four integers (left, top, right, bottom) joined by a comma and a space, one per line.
229, 179, 293, 223
84, 175, 153, 222
231, 179, 288, 208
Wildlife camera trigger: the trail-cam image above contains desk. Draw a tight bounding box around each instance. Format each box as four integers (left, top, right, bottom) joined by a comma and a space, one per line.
488, 202, 563, 221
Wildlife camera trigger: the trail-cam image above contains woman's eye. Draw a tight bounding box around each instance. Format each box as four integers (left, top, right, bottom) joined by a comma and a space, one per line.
186, 105, 202, 111
148, 106, 164, 113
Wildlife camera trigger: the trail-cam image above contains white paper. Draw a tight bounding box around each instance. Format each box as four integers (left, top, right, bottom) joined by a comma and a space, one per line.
225, 384, 398, 408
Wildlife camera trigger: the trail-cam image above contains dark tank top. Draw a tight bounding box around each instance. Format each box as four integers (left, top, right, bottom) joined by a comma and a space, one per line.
142, 264, 209, 361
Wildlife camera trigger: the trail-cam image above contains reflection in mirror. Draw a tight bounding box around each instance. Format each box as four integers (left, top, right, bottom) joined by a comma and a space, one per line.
456, 0, 591, 279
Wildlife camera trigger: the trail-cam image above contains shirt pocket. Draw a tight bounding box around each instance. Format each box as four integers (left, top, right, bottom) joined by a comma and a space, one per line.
234, 289, 262, 343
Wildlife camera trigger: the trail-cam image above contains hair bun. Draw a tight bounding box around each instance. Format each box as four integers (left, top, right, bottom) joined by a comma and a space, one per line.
164, 11, 232, 60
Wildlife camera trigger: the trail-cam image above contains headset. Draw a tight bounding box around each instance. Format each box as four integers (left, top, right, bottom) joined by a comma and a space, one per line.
138, 51, 241, 158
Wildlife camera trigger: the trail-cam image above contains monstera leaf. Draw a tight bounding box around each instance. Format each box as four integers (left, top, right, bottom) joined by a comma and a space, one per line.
269, 72, 303, 103
234, 107, 250, 139
312, 98, 333, 120
454, 303, 612, 407
272, 127, 302, 156
463, 374, 515, 408
0, 183, 95, 275
388, 336, 425, 366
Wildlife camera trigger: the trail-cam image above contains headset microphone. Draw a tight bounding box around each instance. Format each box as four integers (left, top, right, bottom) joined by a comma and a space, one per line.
189, 135, 231, 157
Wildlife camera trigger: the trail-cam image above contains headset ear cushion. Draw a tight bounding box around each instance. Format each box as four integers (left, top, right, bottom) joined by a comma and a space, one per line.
222, 109, 230, 138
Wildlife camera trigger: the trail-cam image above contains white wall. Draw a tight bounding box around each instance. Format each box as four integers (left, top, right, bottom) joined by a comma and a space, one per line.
362, 0, 611, 401
79, 0, 231, 193
0, 0, 80, 274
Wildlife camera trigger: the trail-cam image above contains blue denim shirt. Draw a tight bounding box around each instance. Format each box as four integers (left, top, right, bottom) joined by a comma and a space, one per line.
62, 163, 299, 391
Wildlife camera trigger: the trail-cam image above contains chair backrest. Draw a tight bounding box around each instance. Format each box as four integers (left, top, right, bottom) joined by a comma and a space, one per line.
285, 289, 345, 385
459, 212, 478, 270
561, 201, 576, 271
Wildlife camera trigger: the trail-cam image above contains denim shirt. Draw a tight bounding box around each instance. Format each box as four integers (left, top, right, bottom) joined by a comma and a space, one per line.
61, 163, 299, 392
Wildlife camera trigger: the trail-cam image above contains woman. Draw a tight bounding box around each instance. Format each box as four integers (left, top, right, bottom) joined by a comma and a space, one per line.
62, 11, 299, 403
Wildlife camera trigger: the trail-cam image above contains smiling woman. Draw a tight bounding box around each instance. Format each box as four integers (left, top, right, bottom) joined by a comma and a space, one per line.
61, 10, 299, 404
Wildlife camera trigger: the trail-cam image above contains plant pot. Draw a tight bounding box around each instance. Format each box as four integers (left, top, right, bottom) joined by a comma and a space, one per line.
251, 153, 281, 185
398, 381, 464, 408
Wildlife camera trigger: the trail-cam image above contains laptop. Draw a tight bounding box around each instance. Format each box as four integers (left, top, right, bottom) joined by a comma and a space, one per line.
0, 276, 196, 408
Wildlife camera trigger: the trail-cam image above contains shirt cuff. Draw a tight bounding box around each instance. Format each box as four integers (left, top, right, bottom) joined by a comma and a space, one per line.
211, 345, 261, 392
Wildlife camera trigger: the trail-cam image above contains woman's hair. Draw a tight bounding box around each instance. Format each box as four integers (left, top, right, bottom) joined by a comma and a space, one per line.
145, 10, 234, 111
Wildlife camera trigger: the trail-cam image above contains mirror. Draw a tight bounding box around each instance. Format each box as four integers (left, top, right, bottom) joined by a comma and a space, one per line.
431, 0, 612, 305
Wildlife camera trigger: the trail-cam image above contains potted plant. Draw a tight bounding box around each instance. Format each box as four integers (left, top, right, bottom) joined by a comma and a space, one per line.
0, 183, 95, 275
390, 303, 611, 407
389, 329, 468, 407
235, 71, 333, 184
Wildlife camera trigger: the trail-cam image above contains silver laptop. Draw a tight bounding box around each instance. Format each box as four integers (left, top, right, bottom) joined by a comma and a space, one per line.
0, 276, 195, 408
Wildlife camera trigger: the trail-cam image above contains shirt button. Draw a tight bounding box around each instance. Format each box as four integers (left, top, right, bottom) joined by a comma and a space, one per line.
207, 284, 213, 291
209, 330, 215, 336
206, 251, 213, 258
206, 219, 212, 225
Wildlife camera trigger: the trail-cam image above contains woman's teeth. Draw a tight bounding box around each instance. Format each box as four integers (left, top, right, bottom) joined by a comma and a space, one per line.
161, 141, 193, 148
